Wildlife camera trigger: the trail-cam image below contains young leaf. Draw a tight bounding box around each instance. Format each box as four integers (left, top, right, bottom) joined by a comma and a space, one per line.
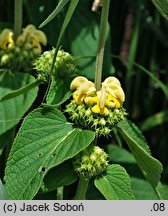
151, 0, 168, 21
39, 0, 70, 28
94, 165, 135, 200
46, 77, 72, 106
0, 179, 7, 200
4, 108, 95, 199
116, 119, 163, 188
0, 71, 38, 136
0, 79, 41, 102
41, 160, 78, 193
45, 0, 79, 82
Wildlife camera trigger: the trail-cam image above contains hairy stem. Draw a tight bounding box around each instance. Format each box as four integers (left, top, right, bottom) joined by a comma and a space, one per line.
95, 0, 110, 90
75, 177, 89, 200
14, 0, 22, 40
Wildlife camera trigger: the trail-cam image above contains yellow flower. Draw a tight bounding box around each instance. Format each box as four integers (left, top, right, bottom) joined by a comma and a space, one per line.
31, 38, 42, 54
0, 29, 14, 49
71, 76, 96, 105
102, 76, 125, 108
85, 87, 109, 115
21, 24, 47, 54
91, 87, 109, 115
70, 76, 88, 90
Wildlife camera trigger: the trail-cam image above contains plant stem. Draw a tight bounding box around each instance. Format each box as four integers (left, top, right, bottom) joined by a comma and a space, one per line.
14, 0, 22, 40
75, 177, 90, 200
57, 186, 64, 200
95, 0, 110, 91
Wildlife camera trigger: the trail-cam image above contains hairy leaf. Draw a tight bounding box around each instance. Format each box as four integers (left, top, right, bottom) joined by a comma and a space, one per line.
116, 119, 163, 188
4, 108, 95, 199
151, 0, 168, 21
0, 179, 7, 200
94, 165, 134, 200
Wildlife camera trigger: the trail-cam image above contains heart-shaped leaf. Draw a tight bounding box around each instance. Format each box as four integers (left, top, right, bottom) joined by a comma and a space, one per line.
4, 108, 95, 199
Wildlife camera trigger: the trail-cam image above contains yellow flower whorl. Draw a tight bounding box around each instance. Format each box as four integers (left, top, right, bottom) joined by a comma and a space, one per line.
70, 76, 125, 114
66, 76, 127, 136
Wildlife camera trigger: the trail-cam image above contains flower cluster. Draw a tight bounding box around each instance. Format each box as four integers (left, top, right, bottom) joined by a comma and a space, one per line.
34, 48, 77, 82
0, 24, 47, 71
65, 76, 127, 136
73, 145, 109, 179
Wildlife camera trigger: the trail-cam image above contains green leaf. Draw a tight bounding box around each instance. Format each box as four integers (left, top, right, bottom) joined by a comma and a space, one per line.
56, 0, 79, 51
45, 0, 79, 81
46, 77, 71, 106
41, 160, 78, 193
0, 79, 40, 102
140, 109, 168, 131
107, 144, 136, 164
94, 165, 134, 200
39, 0, 70, 28
4, 108, 95, 199
131, 177, 158, 200
151, 0, 168, 21
0, 71, 38, 136
156, 182, 168, 200
0, 179, 7, 200
116, 119, 163, 188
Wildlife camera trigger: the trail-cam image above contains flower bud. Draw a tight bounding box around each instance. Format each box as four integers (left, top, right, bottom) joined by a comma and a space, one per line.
34, 48, 77, 82
1, 54, 10, 64
73, 145, 109, 179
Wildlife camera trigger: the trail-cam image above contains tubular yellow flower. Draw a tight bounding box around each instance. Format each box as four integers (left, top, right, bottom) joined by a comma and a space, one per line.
102, 76, 121, 87
70, 76, 88, 90
91, 87, 109, 115
0, 29, 14, 49
106, 85, 125, 107
102, 76, 125, 108
31, 38, 42, 54
92, 104, 109, 115
31, 30, 47, 46
84, 96, 98, 106
72, 80, 96, 105
22, 25, 47, 54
